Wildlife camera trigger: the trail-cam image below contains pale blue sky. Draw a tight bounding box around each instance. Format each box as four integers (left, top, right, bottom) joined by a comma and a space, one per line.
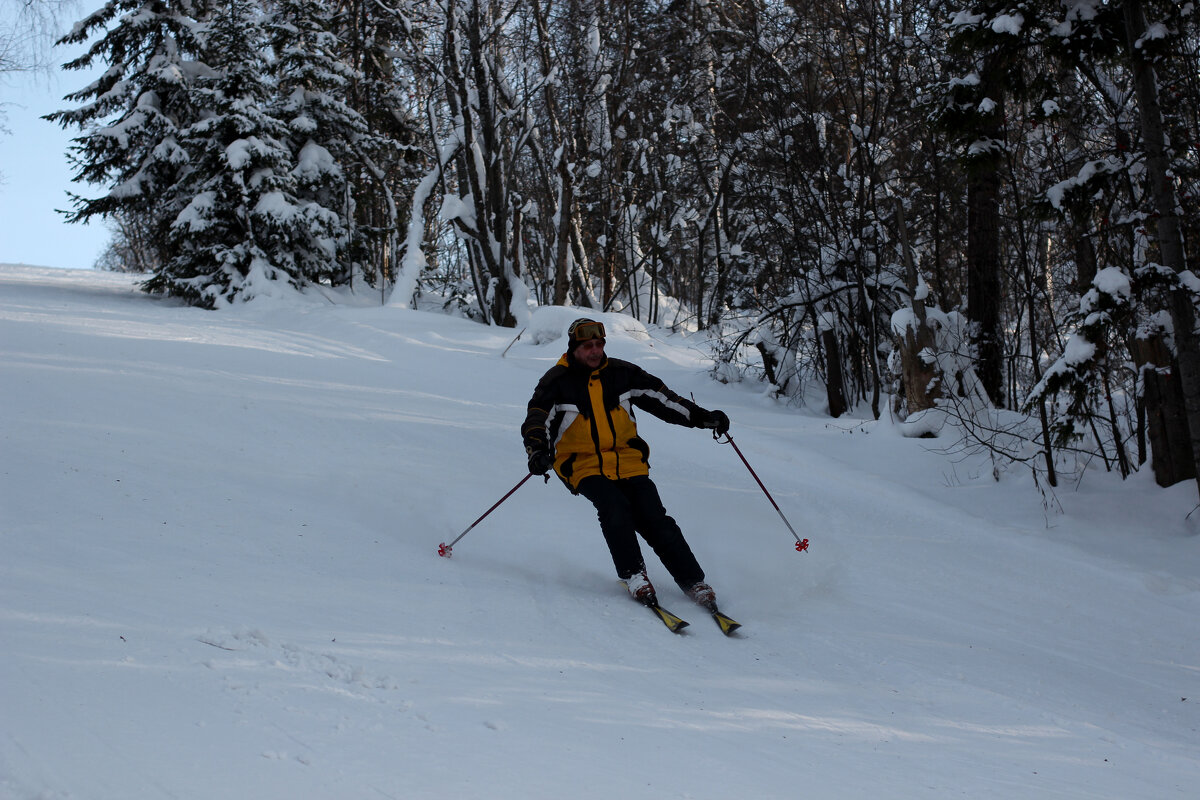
1, 60, 110, 270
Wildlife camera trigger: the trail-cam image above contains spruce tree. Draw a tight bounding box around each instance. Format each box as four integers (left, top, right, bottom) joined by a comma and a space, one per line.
160, 0, 338, 306
266, 0, 369, 286
49, 0, 210, 270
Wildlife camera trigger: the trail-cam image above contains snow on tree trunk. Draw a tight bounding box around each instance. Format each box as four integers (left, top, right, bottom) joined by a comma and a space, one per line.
891, 198, 942, 421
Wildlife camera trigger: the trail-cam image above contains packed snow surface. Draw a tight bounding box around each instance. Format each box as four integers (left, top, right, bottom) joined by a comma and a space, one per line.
2, 264, 1198, 799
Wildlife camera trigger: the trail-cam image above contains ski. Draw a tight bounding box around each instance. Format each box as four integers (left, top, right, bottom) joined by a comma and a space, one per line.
690, 596, 741, 635
645, 602, 689, 633
621, 581, 689, 633
707, 606, 742, 636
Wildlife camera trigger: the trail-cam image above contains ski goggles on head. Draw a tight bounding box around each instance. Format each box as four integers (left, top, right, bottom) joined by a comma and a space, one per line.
568, 319, 606, 342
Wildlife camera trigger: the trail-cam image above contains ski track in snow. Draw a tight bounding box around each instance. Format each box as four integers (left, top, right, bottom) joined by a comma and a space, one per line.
2, 264, 1199, 799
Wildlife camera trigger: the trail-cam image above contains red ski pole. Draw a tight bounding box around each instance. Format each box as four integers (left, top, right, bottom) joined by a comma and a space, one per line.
719, 433, 809, 553
438, 473, 536, 557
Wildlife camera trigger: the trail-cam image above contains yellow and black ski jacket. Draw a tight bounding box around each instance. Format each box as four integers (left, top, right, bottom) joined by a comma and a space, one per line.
522, 354, 707, 492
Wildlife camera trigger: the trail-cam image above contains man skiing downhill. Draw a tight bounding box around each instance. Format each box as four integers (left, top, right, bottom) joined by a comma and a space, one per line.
521, 318, 730, 610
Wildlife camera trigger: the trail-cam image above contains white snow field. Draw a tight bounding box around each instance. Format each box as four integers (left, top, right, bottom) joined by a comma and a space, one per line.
2, 264, 1198, 799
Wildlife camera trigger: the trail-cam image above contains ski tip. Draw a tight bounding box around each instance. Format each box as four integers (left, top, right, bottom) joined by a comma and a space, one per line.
660, 613, 689, 633
711, 610, 742, 636
650, 604, 689, 633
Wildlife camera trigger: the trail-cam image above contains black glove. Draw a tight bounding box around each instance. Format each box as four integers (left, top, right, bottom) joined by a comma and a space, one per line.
527, 447, 554, 476
698, 409, 730, 436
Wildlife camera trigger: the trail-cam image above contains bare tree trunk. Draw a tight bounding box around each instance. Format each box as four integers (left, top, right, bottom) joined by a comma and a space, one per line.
821, 326, 848, 418
967, 163, 1005, 408
528, 0, 573, 307
554, 180, 572, 306
1131, 335, 1195, 485
962, 50, 1007, 409
1124, 0, 1200, 496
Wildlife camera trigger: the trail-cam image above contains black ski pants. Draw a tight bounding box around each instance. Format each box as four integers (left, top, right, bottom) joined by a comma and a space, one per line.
576, 474, 705, 589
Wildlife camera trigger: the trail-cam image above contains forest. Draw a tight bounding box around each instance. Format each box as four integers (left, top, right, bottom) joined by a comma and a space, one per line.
45, 0, 1200, 496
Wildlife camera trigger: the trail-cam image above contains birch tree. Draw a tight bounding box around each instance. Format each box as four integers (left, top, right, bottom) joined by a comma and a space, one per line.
435, 0, 531, 326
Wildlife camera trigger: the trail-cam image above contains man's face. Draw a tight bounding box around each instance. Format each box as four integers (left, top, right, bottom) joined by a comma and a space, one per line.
576, 338, 606, 369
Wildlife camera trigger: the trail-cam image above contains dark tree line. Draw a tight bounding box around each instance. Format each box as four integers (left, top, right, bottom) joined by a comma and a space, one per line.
50, 0, 1200, 495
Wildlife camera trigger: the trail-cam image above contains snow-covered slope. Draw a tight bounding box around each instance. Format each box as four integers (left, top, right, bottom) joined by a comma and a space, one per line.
2, 264, 1198, 799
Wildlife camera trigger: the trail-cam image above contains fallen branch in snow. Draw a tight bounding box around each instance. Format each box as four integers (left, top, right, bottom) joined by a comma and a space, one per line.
196, 638, 238, 652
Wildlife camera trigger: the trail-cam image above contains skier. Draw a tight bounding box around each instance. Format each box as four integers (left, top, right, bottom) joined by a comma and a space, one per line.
522, 317, 730, 609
